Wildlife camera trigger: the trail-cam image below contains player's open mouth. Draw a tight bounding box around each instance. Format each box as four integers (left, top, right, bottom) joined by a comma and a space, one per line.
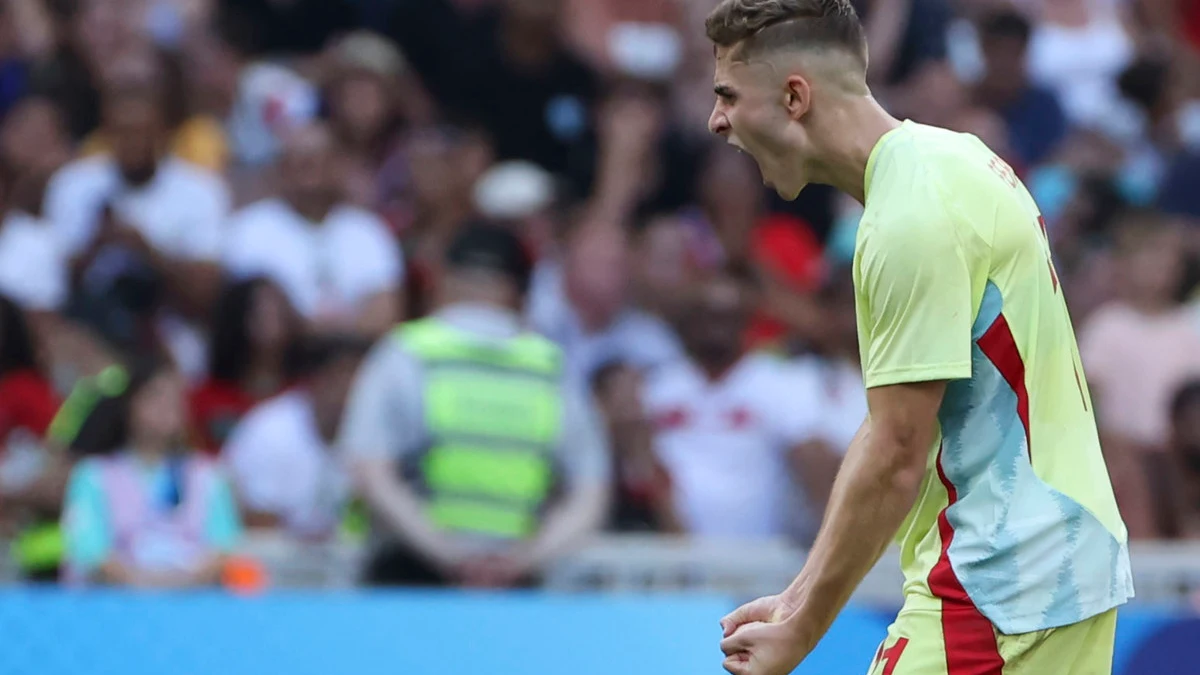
730, 143, 771, 187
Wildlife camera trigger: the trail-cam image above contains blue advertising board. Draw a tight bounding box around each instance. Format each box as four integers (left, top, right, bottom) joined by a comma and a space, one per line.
0, 591, 1194, 675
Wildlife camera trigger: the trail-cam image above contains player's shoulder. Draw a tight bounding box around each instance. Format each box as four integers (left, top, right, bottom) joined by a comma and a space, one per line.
861, 124, 999, 247
859, 194, 955, 250
869, 121, 998, 198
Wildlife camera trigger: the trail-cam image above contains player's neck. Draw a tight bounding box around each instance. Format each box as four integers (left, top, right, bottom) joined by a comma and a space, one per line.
814, 97, 900, 205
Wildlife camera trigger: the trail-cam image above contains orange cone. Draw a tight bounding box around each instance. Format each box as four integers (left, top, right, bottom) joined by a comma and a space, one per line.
223, 556, 268, 595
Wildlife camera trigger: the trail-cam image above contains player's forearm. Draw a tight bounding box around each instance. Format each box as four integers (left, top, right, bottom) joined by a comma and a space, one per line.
780, 421, 925, 644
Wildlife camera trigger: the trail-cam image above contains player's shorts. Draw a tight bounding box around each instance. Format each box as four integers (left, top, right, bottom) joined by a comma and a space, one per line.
865, 605, 1118, 675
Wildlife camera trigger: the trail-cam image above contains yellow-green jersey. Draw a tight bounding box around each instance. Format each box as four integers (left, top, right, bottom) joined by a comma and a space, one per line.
853, 121, 1133, 643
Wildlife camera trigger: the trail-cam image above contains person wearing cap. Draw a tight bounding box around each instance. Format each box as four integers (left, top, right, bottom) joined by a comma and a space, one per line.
339, 223, 610, 587
325, 31, 435, 211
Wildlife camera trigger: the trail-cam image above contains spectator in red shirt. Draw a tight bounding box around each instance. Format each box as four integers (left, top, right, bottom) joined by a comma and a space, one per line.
0, 294, 62, 529
189, 277, 302, 454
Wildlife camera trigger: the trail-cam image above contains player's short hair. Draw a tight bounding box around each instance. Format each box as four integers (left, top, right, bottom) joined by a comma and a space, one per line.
705, 0, 867, 65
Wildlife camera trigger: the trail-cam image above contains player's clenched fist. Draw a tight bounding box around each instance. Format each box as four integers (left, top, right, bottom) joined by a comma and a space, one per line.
719, 595, 812, 675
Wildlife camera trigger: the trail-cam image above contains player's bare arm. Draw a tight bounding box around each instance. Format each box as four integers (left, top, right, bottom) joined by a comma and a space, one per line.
719, 381, 942, 675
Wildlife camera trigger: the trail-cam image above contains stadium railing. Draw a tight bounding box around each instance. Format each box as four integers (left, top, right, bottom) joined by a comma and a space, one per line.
3, 534, 1198, 607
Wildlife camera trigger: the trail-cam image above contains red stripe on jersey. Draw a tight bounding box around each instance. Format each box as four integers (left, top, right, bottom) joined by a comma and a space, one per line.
977, 313, 1031, 459
927, 444, 1006, 675
872, 642, 885, 670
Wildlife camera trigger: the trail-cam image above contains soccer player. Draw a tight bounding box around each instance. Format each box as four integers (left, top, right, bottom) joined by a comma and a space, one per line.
704, 2, 1133, 675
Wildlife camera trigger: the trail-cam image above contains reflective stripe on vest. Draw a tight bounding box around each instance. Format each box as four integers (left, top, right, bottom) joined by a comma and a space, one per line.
12, 523, 64, 571
398, 318, 563, 539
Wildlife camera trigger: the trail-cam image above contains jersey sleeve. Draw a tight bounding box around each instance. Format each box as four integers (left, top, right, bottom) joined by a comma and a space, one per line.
855, 212, 975, 389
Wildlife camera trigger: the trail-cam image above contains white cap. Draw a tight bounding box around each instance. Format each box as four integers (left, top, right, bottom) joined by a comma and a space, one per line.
335, 31, 408, 79
473, 161, 556, 220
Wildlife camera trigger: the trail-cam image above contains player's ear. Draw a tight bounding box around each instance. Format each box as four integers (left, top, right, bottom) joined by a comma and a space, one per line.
783, 75, 811, 120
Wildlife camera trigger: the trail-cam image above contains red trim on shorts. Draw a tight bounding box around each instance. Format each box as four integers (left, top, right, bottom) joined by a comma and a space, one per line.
927, 444, 1006, 675
976, 313, 1031, 459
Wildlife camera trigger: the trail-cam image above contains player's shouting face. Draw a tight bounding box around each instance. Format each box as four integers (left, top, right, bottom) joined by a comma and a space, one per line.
709, 50, 808, 199
706, 0, 871, 202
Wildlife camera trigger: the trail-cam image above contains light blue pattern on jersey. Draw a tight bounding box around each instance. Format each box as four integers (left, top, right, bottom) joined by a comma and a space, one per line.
937, 282, 1132, 635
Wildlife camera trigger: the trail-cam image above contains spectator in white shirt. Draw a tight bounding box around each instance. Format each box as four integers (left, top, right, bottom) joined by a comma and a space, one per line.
223, 123, 403, 338
0, 96, 110, 389
44, 84, 229, 377
527, 220, 683, 385
0, 161, 67, 315
1026, 0, 1136, 135
46, 84, 229, 320
223, 335, 369, 540
641, 266, 842, 544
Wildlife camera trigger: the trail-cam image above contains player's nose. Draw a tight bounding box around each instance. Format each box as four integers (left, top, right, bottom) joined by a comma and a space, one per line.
708, 107, 730, 137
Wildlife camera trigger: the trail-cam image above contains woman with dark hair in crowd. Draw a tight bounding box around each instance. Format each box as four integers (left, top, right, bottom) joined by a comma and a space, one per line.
189, 277, 302, 454
62, 357, 241, 587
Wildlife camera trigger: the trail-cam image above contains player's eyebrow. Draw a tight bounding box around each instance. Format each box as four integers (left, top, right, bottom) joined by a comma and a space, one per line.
714, 84, 737, 100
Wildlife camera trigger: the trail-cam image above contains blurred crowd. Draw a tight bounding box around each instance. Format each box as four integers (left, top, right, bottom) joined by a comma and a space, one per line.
0, 0, 1197, 590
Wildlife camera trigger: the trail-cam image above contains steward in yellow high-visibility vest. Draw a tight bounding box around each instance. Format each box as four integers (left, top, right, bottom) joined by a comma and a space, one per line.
338, 224, 610, 587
